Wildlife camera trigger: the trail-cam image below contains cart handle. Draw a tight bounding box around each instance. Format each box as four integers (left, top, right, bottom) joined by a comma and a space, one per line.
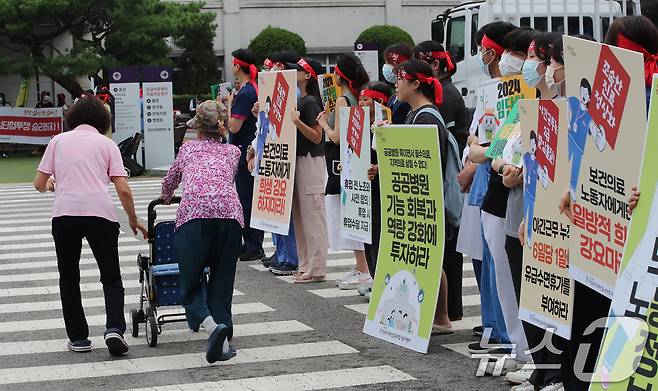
147, 197, 181, 242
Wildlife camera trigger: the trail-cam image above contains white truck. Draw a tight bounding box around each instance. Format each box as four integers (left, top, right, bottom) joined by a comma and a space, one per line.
431, 0, 641, 107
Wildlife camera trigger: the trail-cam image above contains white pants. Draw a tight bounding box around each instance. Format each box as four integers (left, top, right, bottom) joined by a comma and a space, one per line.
481, 210, 532, 363
456, 199, 483, 260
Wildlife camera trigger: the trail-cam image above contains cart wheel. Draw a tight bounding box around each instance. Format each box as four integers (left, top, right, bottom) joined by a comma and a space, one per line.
130, 309, 140, 338
146, 316, 158, 347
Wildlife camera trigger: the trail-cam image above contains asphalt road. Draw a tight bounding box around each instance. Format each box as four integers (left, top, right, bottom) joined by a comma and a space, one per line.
0, 178, 511, 390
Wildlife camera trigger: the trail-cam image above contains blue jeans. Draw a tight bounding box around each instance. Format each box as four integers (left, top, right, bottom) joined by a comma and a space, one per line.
480, 223, 510, 344
274, 218, 299, 267
175, 219, 242, 331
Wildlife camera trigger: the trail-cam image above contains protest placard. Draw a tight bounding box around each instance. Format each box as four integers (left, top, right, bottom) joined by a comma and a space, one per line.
363, 125, 444, 353
563, 36, 647, 298
318, 73, 342, 113
518, 99, 574, 339
0, 107, 63, 145
250, 70, 297, 235
339, 106, 371, 243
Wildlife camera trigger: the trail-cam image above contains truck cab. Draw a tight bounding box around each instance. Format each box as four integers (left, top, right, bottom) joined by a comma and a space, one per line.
431, 0, 640, 107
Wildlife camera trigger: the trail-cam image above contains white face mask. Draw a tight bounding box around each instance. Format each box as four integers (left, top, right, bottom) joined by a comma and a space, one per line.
382, 63, 396, 84
477, 50, 493, 77
499, 52, 525, 76
545, 65, 564, 96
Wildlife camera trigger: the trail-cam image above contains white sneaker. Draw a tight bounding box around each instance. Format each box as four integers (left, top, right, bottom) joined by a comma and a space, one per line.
338, 271, 371, 290
336, 268, 358, 285
357, 282, 372, 296
539, 383, 564, 391
505, 368, 534, 384
511, 381, 534, 391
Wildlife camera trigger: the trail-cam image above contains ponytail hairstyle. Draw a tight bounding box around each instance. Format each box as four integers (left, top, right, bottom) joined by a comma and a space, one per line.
534, 32, 561, 64
359, 81, 393, 105
334, 53, 370, 97
412, 40, 456, 79
398, 59, 443, 106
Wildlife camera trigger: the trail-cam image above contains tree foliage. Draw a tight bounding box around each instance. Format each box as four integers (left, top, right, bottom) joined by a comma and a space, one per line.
356, 25, 414, 79
0, 0, 217, 97
248, 26, 306, 65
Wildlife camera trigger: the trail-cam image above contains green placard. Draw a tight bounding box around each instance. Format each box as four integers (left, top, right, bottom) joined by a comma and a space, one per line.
485, 101, 520, 160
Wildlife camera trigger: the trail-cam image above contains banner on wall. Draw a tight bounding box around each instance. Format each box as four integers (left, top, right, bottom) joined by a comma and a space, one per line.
339, 106, 371, 244
563, 36, 648, 298
108, 67, 142, 145
0, 107, 62, 145
518, 99, 574, 339
363, 125, 445, 353
250, 70, 297, 235
142, 66, 175, 169
588, 75, 658, 391
469, 75, 535, 145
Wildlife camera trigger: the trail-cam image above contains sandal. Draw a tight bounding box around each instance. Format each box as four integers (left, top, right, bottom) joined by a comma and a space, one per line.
292, 271, 305, 279
431, 324, 454, 335
293, 274, 326, 283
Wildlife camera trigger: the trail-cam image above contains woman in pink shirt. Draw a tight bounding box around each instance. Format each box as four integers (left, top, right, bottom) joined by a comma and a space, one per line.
33, 96, 147, 356
160, 100, 243, 363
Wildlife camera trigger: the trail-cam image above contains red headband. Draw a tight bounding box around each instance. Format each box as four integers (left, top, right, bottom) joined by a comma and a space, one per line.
397, 69, 443, 106
417, 51, 455, 73
335, 65, 359, 97
617, 33, 658, 87
263, 58, 273, 69
482, 35, 505, 57
386, 52, 410, 66
360, 89, 390, 104
297, 59, 318, 80
233, 58, 258, 91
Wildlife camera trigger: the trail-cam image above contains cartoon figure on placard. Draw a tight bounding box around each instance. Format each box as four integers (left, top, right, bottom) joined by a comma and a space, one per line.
591, 122, 607, 153
503, 131, 523, 167
376, 270, 422, 335
567, 78, 594, 202
255, 96, 275, 178
523, 130, 541, 246
341, 145, 355, 206
478, 108, 500, 144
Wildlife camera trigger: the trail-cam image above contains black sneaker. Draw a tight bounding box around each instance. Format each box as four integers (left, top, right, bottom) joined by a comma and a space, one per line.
473, 325, 484, 337
261, 254, 279, 268
467, 341, 501, 354
269, 263, 297, 276
67, 339, 92, 352
104, 331, 129, 356
239, 248, 265, 262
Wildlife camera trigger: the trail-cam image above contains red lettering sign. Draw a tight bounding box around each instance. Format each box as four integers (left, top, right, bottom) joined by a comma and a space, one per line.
347, 107, 365, 157
590, 45, 630, 150
536, 100, 559, 182
269, 72, 290, 138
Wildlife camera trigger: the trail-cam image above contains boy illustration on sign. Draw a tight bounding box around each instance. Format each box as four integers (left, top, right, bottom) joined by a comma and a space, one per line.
478, 109, 500, 144
375, 270, 421, 335
255, 96, 276, 178
567, 78, 601, 201
523, 130, 549, 246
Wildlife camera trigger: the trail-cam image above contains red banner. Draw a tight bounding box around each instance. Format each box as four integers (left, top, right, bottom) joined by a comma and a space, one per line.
0, 108, 63, 144
536, 100, 559, 182
590, 45, 630, 150
269, 72, 290, 138
347, 107, 365, 158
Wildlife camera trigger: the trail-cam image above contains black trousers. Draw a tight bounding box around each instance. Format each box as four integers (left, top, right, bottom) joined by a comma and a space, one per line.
175, 219, 242, 330
444, 226, 463, 320
235, 161, 264, 252
505, 235, 562, 387
365, 178, 381, 278
52, 216, 125, 341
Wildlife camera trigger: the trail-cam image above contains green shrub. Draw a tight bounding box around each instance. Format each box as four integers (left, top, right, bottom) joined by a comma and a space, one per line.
248, 26, 307, 65
356, 25, 415, 79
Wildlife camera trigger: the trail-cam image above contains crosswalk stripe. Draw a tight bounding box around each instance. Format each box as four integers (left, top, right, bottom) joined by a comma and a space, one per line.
276, 271, 346, 284
124, 365, 414, 391
0, 244, 148, 260
309, 287, 362, 298
248, 258, 356, 273
344, 304, 481, 331
0, 255, 136, 271
0, 320, 312, 356
0, 280, 143, 298
0, 341, 358, 385
0, 303, 275, 333
0, 236, 139, 251
0, 266, 139, 283
0, 289, 244, 314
